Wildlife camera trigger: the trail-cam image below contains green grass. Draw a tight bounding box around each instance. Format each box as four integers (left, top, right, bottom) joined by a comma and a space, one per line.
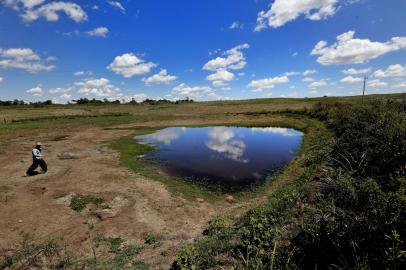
0, 234, 150, 269
144, 233, 160, 248
69, 194, 105, 212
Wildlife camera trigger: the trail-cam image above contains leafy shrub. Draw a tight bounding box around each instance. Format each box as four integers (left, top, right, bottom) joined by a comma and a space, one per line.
171, 239, 220, 270
289, 172, 406, 269
288, 99, 406, 269
202, 217, 228, 238
172, 216, 235, 269
328, 100, 405, 182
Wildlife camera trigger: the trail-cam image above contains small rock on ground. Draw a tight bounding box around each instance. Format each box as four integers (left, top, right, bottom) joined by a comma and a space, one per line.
225, 195, 235, 204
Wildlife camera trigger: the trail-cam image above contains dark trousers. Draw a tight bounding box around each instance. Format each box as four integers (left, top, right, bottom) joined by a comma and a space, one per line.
26, 159, 47, 176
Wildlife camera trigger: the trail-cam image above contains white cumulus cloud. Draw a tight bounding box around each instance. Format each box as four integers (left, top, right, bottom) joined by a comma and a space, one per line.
367, 79, 387, 88
5, 1, 88, 23
341, 67, 371, 75
203, 44, 249, 87
59, 93, 71, 99
48, 87, 71, 94
303, 77, 315, 82
203, 44, 249, 71
26, 86, 43, 96
373, 64, 406, 78
255, 0, 340, 31
87, 27, 109, 37
303, 69, 317, 76
73, 70, 92, 76
229, 21, 243, 30
311, 31, 406, 65
0, 47, 55, 73
142, 69, 177, 85
107, 53, 157, 78
248, 76, 289, 92
76, 78, 122, 97
108, 1, 125, 13
206, 69, 235, 87
340, 76, 363, 83
309, 79, 328, 88
391, 81, 406, 89
2, 0, 45, 9
172, 83, 213, 98
284, 71, 301, 76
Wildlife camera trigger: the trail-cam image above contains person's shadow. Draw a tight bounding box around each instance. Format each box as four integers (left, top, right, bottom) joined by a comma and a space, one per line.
26, 171, 40, 176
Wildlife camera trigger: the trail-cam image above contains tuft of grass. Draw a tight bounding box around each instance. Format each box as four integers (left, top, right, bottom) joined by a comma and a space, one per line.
94, 235, 125, 254
69, 194, 105, 212
92, 235, 148, 269
144, 233, 160, 248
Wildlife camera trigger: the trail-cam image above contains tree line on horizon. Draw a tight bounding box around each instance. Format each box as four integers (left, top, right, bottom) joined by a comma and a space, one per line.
0, 97, 194, 106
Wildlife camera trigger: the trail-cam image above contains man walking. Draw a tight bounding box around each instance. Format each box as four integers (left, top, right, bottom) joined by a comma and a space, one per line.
26, 142, 47, 176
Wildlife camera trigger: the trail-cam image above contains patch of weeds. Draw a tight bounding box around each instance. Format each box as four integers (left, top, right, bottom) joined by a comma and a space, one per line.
105, 236, 125, 254
107, 244, 145, 268
132, 259, 151, 270
1, 235, 150, 270
171, 236, 231, 270
92, 235, 147, 269
69, 194, 105, 212
0, 235, 69, 270
144, 233, 160, 248
202, 217, 228, 238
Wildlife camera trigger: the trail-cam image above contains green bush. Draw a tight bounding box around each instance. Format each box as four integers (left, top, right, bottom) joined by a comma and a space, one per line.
171, 239, 221, 270
202, 217, 228, 238
288, 100, 406, 269
314, 100, 406, 187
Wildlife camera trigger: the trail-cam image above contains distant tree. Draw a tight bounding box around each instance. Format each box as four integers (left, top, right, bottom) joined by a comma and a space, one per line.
129, 98, 138, 105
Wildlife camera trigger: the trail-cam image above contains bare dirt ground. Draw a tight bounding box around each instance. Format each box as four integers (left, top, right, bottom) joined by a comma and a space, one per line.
0, 119, 267, 268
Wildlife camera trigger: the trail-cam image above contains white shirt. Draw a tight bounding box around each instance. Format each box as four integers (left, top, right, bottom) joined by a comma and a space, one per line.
32, 148, 42, 160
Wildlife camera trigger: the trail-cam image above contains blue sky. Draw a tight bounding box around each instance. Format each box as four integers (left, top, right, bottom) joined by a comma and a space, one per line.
0, 0, 405, 102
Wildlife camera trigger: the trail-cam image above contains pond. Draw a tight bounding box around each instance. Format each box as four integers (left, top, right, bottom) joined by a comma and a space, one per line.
135, 126, 303, 191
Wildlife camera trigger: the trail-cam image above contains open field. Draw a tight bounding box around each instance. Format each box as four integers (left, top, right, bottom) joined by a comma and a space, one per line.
0, 93, 404, 269
1, 93, 403, 124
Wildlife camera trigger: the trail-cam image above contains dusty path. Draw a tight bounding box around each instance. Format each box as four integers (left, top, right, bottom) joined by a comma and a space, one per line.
0, 125, 236, 268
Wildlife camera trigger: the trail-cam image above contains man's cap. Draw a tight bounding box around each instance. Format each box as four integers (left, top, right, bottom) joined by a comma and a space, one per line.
36, 142, 42, 146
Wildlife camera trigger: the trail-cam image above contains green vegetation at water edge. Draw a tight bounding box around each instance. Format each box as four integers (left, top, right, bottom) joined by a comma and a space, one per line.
109, 115, 321, 202
171, 99, 406, 270
110, 127, 225, 202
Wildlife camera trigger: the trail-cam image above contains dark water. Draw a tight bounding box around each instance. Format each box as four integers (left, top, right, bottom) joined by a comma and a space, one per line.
135, 126, 303, 191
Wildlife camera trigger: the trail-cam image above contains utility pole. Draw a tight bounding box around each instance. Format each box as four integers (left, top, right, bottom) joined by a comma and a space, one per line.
362, 76, 368, 104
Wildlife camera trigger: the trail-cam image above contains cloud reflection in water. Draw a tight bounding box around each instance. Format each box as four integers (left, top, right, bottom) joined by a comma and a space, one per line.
205, 127, 248, 163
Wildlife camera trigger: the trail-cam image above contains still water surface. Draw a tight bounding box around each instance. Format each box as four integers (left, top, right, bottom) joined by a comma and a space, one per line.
135, 126, 303, 190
